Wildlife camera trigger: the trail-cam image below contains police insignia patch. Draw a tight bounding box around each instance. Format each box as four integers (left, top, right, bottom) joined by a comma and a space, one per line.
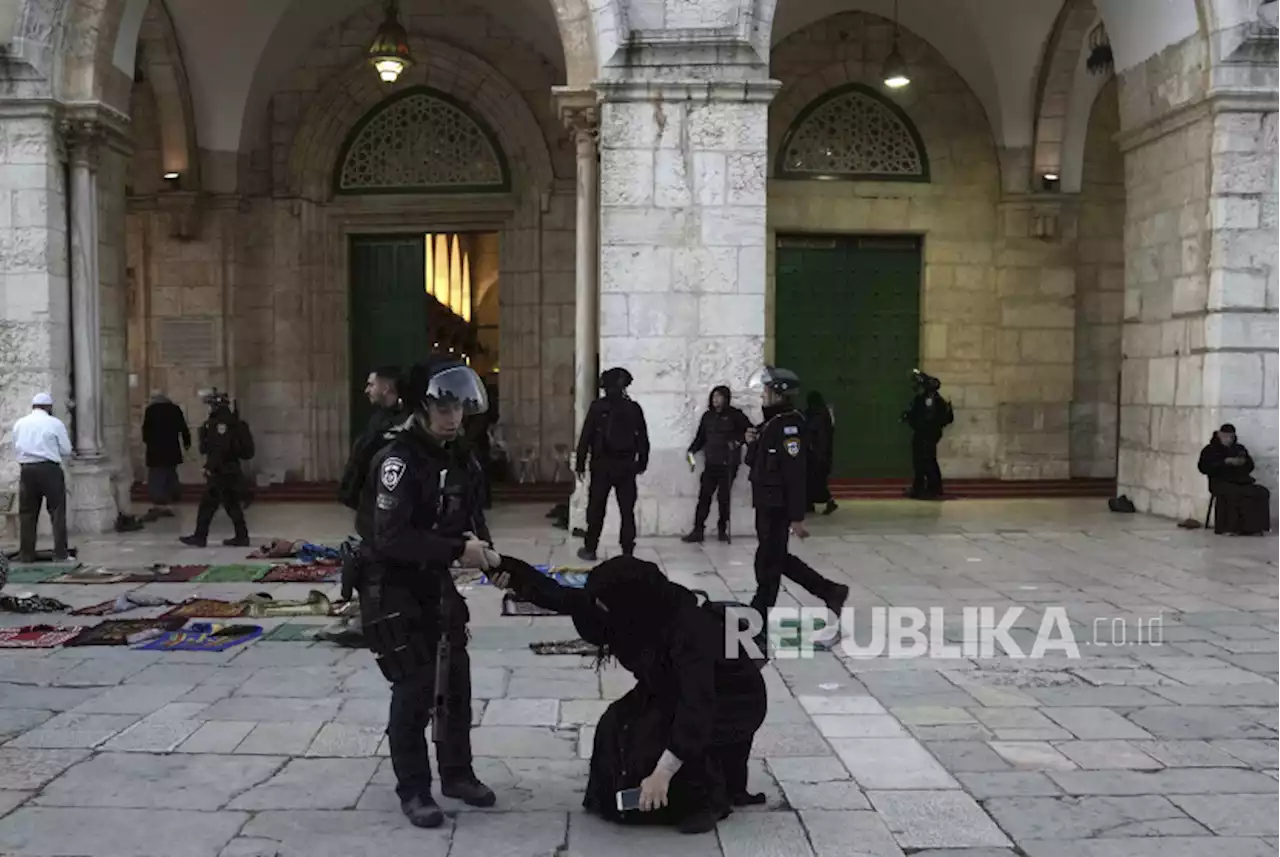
785, 439, 800, 457
216, 424, 227, 435
783, 426, 799, 436
380, 457, 406, 491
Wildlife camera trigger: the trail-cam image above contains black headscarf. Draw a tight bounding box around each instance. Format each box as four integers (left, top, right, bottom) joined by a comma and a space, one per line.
583, 556, 695, 668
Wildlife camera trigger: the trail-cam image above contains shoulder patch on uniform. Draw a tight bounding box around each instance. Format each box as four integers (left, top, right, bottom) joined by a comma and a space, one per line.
216, 423, 227, 435
783, 425, 799, 436
380, 457, 406, 491
785, 439, 801, 457
376, 494, 398, 510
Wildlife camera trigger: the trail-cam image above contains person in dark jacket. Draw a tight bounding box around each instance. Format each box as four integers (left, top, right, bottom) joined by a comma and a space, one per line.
141, 391, 190, 519
351, 358, 498, 828
744, 367, 848, 638
902, 369, 953, 499
576, 367, 649, 561
339, 366, 405, 511
180, 390, 254, 547
805, 391, 838, 516
682, 385, 751, 544
1198, 423, 1271, 536
490, 555, 768, 835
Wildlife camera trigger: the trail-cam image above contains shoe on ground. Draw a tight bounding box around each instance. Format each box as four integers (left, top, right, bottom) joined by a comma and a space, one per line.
400, 794, 445, 828
441, 773, 496, 807
222, 536, 251, 547
577, 546, 597, 562
825, 583, 849, 617
823, 501, 838, 515
731, 791, 767, 806
718, 530, 731, 544
179, 535, 206, 547
681, 531, 704, 543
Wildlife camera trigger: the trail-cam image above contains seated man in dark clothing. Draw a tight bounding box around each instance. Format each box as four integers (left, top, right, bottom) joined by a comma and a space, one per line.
491, 555, 767, 835
1198, 423, 1271, 535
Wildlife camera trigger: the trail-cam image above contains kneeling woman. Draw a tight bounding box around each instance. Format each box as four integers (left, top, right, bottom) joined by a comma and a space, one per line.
494, 556, 767, 834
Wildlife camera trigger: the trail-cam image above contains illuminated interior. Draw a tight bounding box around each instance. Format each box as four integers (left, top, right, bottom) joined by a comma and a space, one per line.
424, 232, 499, 377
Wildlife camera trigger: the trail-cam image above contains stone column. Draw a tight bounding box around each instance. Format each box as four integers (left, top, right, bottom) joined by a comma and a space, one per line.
556, 91, 600, 532
62, 118, 105, 459
592, 79, 778, 538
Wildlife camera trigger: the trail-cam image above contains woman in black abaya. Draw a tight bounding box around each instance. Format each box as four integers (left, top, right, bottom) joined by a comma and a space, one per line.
491, 556, 767, 834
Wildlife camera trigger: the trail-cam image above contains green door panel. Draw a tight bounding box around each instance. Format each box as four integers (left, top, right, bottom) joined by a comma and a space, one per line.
775, 235, 922, 478
349, 235, 428, 436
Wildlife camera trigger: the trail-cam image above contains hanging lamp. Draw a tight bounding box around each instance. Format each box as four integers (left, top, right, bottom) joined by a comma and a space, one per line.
882, 0, 910, 89
368, 0, 413, 83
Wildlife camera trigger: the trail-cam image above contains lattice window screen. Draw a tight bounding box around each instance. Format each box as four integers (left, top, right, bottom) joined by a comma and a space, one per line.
336, 91, 508, 193
778, 86, 928, 181
155, 317, 219, 367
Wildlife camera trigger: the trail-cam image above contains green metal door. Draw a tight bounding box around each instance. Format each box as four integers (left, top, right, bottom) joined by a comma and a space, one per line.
349, 235, 428, 436
775, 235, 922, 478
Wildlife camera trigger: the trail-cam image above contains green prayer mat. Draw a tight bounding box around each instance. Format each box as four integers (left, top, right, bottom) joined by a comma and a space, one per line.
260, 622, 322, 642
4, 565, 73, 583
192, 564, 273, 583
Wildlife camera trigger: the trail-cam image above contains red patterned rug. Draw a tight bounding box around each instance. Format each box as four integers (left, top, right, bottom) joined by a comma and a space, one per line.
160, 599, 249, 619
259, 564, 342, 583
0, 625, 85, 648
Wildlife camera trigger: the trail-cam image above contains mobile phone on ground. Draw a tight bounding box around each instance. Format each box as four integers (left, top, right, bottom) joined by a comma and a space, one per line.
616, 787, 642, 812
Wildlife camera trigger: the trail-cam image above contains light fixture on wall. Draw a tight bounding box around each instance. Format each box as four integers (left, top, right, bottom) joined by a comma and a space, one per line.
163, 171, 180, 182
1041, 172, 1060, 192
882, 0, 910, 89
368, 0, 413, 83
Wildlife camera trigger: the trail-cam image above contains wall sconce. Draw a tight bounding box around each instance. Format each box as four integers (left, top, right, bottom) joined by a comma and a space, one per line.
163, 171, 180, 183
1040, 172, 1060, 192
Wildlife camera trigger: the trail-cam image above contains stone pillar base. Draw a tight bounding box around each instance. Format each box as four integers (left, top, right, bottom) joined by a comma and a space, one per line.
67, 459, 117, 535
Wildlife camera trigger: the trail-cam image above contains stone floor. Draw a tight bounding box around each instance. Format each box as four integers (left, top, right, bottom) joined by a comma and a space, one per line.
0, 499, 1277, 856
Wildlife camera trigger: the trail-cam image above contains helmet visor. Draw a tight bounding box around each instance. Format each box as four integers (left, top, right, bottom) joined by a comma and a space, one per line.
424, 366, 489, 416
746, 367, 773, 392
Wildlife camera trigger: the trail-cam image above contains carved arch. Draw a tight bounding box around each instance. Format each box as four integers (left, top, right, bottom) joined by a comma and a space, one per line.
775, 83, 930, 183
332, 86, 511, 195
287, 39, 554, 202
135, 0, 200, 190
1030, 0, 1100, 186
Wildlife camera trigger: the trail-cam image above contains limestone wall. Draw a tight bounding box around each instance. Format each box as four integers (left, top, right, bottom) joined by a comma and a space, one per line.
767, 12, 1003, 479
1071, 81, 1125, 478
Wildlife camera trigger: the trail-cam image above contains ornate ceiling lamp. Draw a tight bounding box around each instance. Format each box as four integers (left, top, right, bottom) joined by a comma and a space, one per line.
882, 0, 910, 89
368, 0, 413, 83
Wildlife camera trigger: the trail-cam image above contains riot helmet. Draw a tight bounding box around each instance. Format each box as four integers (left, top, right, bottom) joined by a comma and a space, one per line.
600, 367, 632, 391
912, 368, 941, 393
747, 366, 802, 395
407, 358, 489, 416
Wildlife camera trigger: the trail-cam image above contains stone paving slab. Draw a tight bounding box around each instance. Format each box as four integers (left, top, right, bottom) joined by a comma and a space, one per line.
0, 503, 1275, 855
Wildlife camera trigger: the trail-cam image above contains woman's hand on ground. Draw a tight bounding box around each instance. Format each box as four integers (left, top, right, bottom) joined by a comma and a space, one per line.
638, 771, 670, 811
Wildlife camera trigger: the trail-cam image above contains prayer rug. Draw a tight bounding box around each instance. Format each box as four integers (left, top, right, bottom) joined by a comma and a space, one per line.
70, 599, 128, 617
0, 625, 85, 648
63, 618, 187, 647
0, 594, 72, 614
192, 564, 273, 583
501, 594, 563, 617
69, 593, 173, 617
160, 599, 249, 619
530, 638, 599, 656
48, 569, 131, 584
4, 565, 69, 584
260, 622, 322, 642
125, 565, 208, 583
134, 622, 263, 652
259, 564, 341, 583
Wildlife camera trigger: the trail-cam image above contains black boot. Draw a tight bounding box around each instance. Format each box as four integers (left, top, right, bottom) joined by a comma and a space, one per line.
222, 536, 251, 547
179, 535, 206, 547
718, 525, 730, 544
731, 791, 766, 806
823, 501, 838, 515
577, 546, 597, 562
681, 530, 704, 543
441, 770, 496, 807
400, 794, 444, 828
825, 583, 849, 617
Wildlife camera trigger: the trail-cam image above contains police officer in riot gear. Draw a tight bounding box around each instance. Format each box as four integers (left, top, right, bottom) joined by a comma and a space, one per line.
744, 366, 848, 633
180, 390, 254, 547
575, 367, 649, 561
902, 369, 953, 499
354, 357, 498, 827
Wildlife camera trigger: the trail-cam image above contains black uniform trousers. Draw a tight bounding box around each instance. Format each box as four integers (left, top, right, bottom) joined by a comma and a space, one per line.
910, 432, 943, 497
693, 464, 736, 534
18, 461, 68, 561
585, 460, 638, 552
193, 470, 248, 539
749, 505, 843, 618
360, 565, 474, 802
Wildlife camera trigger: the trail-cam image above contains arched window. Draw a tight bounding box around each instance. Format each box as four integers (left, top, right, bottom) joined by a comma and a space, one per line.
334, 86, 511, 194
776, 84, 929, 182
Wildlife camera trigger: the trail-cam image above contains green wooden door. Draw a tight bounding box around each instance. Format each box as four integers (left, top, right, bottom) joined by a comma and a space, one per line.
349, 235, 429, 435
775, 235, 922, 478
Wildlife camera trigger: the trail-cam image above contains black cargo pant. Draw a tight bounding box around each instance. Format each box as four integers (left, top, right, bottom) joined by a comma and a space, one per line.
18, 461, 68, 561
910, 431, 943, 497
749, 505, 843, 619
692, 464, 736, 534
360, 565, 474, 802
193, 469, 248, 540
585, 460, 638, 553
